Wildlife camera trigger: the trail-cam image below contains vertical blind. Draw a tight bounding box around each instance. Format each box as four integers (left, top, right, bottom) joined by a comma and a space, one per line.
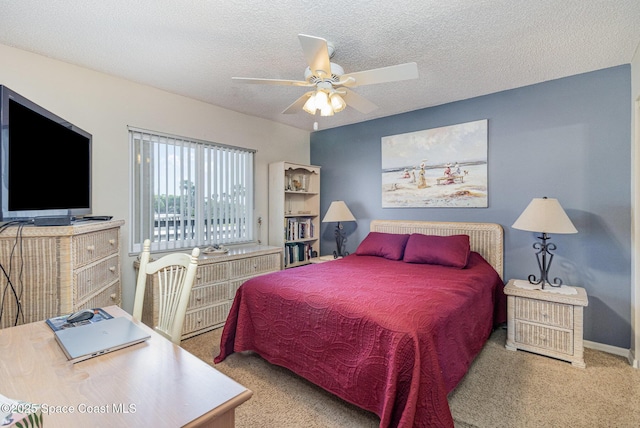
129, 128, 254, 253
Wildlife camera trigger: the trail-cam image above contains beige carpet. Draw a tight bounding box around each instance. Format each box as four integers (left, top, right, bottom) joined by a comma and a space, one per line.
182, 327, 640, 427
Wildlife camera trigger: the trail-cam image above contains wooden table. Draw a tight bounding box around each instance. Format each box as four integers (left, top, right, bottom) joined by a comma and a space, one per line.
0, 306, 252, 427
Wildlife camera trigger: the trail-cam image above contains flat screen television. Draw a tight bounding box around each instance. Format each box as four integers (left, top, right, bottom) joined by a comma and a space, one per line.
0, 85, 91, 222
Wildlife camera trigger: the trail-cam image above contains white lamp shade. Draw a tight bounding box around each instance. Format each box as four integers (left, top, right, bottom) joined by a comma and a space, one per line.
320, 104, 334, 116
512, 197, 577, 234
330, 93, 346, 113
301, 89, 348, 116
302, 93, 317, 114
314, 91, 329, 109
322, 201, 356, 223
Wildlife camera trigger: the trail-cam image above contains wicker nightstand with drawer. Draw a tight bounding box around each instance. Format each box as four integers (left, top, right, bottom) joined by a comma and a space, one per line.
504, 279, 589, 368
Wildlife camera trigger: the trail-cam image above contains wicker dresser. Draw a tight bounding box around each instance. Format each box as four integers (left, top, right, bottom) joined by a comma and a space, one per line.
0, 220, 124, 329
504, 279, 589, 368
139, 244, 282, 340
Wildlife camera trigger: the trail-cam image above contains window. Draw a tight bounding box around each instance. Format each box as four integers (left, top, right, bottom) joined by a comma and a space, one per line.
129, 128, 255, 253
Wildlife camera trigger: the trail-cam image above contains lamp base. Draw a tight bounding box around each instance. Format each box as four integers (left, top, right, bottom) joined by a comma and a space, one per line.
333, 222, 349, 259
528, 232, 564, 289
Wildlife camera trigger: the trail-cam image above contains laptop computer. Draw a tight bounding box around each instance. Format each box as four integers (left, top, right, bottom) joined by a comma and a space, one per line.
54, 317, 151, 363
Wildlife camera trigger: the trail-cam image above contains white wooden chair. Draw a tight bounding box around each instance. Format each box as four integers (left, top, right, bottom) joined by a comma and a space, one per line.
132, 239, 200, 345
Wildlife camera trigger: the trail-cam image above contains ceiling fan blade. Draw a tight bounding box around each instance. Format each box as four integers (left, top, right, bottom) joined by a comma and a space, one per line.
339, 62, 419, 87
282, 92, 313, 114
232, 77, 312, 87
298, 34, 331, 77
342, 88, 378, 114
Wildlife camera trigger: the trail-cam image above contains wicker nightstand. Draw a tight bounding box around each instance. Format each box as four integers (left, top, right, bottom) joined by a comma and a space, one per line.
504, 279, 589, 368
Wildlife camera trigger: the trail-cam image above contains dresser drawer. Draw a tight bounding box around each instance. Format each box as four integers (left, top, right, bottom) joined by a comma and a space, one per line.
73, 228, 119, 267
74, 254, 120, 302
182, 302, 231, 336
514, 320, 574, 354
194, 261, 229, 286
514, 296, 573, 329
228, 271, 279, 300
229, 253, 281, 279
77, 281, 121, 310
229, 278, 251, 300
189, 282, 229, 310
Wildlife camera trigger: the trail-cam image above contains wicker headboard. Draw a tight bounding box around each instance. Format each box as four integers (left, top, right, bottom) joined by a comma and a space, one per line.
369, 220, 504, 279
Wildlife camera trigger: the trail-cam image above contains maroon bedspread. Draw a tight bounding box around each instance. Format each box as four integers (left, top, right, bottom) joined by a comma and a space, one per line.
215, 252, 505, 427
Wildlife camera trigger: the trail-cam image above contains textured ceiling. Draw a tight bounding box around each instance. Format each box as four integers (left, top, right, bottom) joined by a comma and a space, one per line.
0, 1, 639, 131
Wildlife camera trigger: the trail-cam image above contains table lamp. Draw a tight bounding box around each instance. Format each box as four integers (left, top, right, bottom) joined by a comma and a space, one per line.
322, 201, 356, 258
512, 197, 577, 289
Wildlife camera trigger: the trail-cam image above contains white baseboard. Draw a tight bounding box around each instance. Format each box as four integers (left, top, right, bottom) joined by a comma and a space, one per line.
584, 339, 632, 364
628, 349, 639, 368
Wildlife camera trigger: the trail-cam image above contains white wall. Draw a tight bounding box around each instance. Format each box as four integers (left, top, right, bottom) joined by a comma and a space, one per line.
632, 41, 640, 365
0, 43, 310, 312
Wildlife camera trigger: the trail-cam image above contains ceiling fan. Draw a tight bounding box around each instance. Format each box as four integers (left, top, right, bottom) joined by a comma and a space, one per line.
232, 34, 419, 117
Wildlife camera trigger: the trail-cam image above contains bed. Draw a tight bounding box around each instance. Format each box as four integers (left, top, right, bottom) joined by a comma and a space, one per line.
215, 220, 505, 428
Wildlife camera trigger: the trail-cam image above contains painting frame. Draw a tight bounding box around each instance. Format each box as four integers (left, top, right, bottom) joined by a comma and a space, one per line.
381, 119, 488, 208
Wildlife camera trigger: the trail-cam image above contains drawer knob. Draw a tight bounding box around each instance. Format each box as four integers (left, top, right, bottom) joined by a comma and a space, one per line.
109, 266, 116, 272
109, 239, 116, 245
196, 297, 202, 302
197, 318, 202, 324
87, 245, 95, 252
110, 293, 117, 300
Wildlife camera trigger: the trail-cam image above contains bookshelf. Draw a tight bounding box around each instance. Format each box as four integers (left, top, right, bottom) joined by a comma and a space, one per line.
269, 161, 321, 268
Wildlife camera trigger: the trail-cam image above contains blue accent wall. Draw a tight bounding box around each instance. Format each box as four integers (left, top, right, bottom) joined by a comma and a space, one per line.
311, 65, 631, 348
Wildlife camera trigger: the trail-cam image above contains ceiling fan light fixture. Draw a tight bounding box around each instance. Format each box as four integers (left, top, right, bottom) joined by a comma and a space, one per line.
330, 93, 346, 113
233, 34, 418, 118
314, 90, 330, 110
320, 104, 334, 117
302, 93, 318, 115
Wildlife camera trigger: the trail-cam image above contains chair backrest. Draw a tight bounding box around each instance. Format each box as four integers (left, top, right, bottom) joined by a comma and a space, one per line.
132, 239, 200, 344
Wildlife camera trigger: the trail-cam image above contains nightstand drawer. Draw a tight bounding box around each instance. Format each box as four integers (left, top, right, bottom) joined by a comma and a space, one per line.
514, 320, 574, 354
514, 297, 573, 329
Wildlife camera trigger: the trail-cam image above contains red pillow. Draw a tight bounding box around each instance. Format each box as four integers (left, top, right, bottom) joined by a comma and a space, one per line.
355, 232, 410, 261
403, 234, 471, 268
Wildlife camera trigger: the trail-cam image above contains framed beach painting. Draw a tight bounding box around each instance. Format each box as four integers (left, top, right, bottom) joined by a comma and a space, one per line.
381, 119, 488, 208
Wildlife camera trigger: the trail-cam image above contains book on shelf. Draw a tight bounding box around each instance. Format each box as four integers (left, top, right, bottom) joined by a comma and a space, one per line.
284, 242, 313, 266
45, 308, 113, 332
285, 217, 314, 241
